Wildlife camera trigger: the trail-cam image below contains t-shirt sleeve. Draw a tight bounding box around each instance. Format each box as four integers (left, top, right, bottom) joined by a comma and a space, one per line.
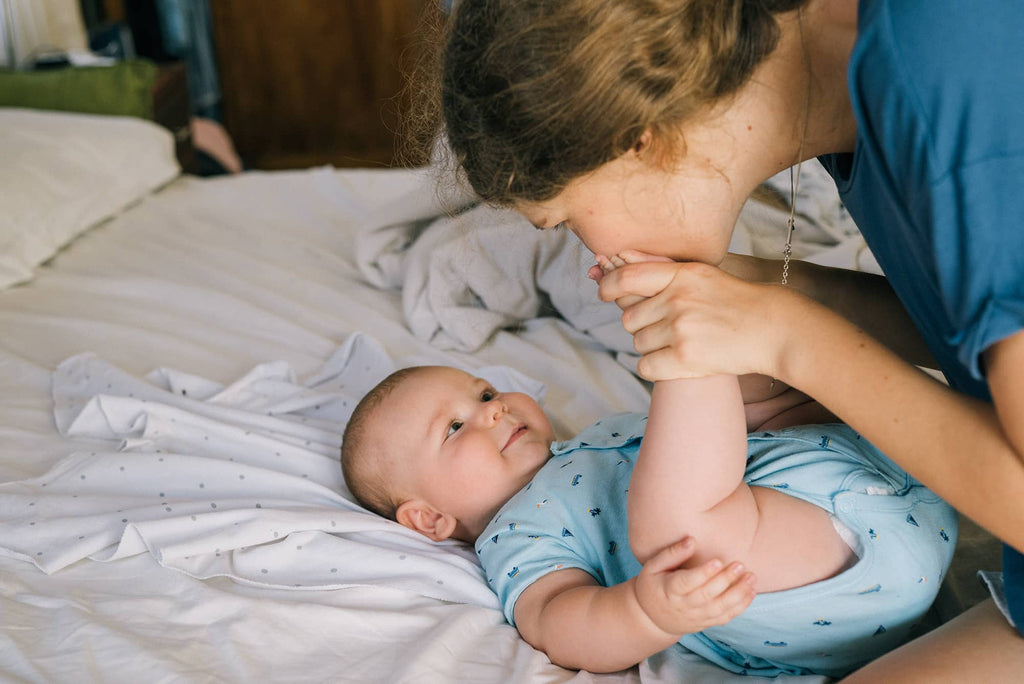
932, 153, 1024, 378
477, 521, 600, 627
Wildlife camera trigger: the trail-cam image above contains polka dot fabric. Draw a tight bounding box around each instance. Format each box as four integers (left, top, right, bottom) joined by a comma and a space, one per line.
0, 332, 513, 608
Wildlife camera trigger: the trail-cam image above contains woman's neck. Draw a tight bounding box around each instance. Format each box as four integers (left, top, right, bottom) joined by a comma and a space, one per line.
725, 1, 858, 195
800, 0, 860, 156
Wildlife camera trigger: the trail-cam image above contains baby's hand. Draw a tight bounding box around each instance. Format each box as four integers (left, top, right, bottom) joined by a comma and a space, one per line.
634, 538, 755, 637
589, 251, 675, 310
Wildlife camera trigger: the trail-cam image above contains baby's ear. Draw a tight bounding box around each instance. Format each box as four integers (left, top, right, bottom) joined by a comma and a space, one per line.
396, 500, 458, 542
632, 128, 653, 155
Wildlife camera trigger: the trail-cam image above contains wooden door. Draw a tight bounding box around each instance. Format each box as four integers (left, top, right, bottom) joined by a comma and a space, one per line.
210, 0, 439, 169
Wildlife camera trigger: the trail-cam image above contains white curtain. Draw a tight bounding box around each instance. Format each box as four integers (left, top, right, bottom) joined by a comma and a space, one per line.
0, 0, 87, 68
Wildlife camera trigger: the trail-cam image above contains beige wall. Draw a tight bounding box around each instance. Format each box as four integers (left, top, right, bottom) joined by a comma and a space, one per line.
1, 0, 88, 68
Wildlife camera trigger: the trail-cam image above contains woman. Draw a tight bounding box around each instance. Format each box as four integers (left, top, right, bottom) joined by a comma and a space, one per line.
435, 0, 1024, 679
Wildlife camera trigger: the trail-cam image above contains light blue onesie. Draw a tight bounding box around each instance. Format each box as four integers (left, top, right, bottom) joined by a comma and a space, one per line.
476, 414, 957, 678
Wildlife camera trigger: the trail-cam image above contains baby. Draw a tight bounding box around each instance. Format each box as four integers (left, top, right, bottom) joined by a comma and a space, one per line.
341, 359, 957, 678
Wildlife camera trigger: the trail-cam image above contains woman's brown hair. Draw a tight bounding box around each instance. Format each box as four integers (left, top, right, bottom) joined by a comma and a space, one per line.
416, 0, 807, 206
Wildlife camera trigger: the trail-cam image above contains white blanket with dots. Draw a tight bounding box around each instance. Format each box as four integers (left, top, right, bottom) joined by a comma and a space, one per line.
0, 332, 556, 609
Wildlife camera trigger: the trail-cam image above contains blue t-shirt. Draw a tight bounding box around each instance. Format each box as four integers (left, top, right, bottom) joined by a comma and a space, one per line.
817, 0, 1024, 629
819, 0, 1024, 399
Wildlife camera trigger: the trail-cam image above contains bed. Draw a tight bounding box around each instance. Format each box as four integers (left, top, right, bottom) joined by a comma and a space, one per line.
0, 108, 1001, 683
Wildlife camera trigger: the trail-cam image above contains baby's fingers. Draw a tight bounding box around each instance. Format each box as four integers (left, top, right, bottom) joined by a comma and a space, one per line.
644, 537, 699, 574
712, 571, 757, 623
664, 557, 735, 597
674, 561, 756, 624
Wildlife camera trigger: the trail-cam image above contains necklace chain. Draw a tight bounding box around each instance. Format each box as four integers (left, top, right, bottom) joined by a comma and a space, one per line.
781, 160, 802, 285
782, 6, 811, 286
770, 168, 800, 394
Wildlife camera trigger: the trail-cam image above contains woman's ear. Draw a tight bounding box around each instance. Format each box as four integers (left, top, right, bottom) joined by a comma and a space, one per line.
396, 500, 458, 541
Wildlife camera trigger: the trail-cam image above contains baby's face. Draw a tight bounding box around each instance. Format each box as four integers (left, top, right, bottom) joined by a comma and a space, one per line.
374, 367, 556, 540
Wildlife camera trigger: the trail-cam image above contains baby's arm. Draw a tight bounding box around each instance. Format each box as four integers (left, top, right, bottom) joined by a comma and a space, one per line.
513, 539, 754, 673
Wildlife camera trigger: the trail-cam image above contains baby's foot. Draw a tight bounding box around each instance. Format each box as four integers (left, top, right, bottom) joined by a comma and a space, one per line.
590, 251, 676, 310
590, 251, 673, 281
588, 255, 613, 282
615, 249, 675, 266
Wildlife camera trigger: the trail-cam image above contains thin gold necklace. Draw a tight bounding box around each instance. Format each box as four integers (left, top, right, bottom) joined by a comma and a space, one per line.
783, 7, 811, 286
781, 162, 802, 285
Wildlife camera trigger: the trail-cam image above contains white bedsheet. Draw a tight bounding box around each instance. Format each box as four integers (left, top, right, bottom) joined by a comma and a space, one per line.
2, 166, 825, 682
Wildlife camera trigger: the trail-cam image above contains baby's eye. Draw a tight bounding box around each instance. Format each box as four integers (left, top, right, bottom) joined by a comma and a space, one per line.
481, 389, 496, 402
446, 420, 463, 438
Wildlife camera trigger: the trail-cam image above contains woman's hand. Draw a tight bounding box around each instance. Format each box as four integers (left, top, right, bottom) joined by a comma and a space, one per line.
596, 255, 805, 382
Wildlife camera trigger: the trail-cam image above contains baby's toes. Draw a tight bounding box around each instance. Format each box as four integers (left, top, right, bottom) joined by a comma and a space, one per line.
595, 254, 616, 273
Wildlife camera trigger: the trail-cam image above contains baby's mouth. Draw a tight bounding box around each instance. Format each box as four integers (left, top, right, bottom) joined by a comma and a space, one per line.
503, 424, 528, 452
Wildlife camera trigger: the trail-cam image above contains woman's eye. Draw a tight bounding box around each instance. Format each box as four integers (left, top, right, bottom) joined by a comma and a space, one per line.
446, 420, 463, 438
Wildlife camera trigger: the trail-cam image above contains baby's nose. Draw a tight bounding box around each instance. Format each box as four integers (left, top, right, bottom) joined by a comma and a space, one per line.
487, 400, 508, 424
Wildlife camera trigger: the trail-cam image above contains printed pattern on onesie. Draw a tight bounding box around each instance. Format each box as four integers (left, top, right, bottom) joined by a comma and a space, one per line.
477, 416, 958, 679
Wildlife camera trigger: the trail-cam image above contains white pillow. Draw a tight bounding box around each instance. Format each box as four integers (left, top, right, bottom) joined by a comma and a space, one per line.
0, 108, 180, 288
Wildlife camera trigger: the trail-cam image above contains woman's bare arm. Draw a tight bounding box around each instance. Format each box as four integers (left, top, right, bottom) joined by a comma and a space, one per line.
773, 290, 1024, 551
721, 254, 937, 369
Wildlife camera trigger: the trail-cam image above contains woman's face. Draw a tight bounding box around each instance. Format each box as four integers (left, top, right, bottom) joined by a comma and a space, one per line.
517, 134, 750, 266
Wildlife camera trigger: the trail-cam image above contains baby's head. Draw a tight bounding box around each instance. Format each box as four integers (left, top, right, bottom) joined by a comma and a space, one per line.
342, 366, 556, 543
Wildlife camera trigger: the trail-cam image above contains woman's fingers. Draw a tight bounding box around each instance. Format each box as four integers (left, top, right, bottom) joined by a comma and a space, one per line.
635, 345, 700, 382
